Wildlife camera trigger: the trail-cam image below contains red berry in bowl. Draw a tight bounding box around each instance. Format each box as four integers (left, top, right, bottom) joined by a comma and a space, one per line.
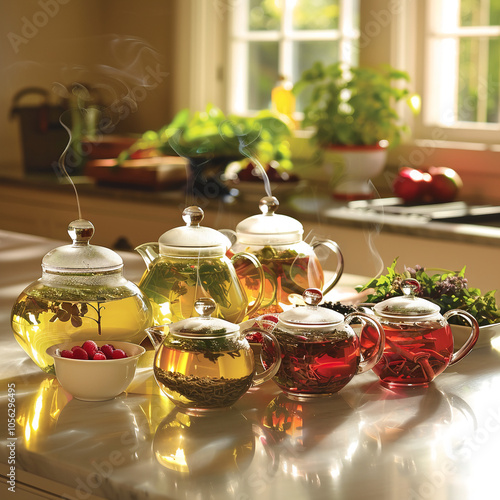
72, 346, 89, 360
101, 344, 115, 359
61, 349, 74, 359
82, 340, 98, 358
111, 349, 127, 359
93, 351, 107, 360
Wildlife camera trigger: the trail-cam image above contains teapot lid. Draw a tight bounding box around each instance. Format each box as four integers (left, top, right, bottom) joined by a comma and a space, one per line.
42, 219, 123, 274
159, 206, 231, 257
278, 288, 344, 330
373, 279, 440, 319
169, 298, 239, 336
235, 196, 303, 245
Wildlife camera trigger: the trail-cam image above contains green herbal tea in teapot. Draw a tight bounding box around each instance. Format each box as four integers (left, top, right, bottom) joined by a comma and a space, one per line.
138, 255, 250, 324
136, 206, 265, 325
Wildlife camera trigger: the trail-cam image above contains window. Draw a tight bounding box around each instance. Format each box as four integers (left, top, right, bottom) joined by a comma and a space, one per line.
426, 0, 500, 128
228, 0, 360, 115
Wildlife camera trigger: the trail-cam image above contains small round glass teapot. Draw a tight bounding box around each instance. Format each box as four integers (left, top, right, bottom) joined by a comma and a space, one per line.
361, 278, 480, 388
266, 288, 385, 400
136, 206, 265, 325
11, 219, 153, 372
147, 298, 281, 411
226, 196, 344, 315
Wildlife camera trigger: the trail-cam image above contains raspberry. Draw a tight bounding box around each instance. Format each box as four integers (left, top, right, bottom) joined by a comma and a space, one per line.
81, 340, 98, 358
92, 351, 107, 360
60, 349, 74, 359
72, 346, 89, 360
111, 349, 127, 359
101, 344, 115, 359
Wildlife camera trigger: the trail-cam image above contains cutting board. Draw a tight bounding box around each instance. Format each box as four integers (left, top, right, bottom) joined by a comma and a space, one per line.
85, 157, 188, 190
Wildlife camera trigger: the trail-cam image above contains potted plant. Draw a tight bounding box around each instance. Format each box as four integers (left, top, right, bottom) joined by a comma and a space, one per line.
116, 104, 293, 198
293, 61, 418, 199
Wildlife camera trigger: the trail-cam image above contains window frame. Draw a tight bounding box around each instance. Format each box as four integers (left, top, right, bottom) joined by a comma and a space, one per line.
228, 0, 360, 115
408, 0, 500, 147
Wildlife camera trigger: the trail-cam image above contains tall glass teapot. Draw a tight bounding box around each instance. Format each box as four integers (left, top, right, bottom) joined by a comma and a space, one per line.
136, 206, 265, 325
226, 196, 344, 315
11, 219, 153, 372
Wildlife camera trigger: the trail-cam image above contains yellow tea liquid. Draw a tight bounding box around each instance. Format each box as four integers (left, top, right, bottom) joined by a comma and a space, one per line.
12, 286, 151, 372
154, 341, 255, 409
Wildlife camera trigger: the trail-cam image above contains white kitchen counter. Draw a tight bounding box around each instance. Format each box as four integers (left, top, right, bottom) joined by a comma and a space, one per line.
1, 229, 500, 499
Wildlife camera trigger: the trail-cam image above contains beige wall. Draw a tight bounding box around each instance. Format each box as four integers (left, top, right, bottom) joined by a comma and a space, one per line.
0, 0, 182, 173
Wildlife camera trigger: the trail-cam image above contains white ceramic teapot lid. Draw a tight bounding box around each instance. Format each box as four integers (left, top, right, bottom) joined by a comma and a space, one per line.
42, 219, 123, 274
235, 196, 304, 245
159, 206, 232, 257
373, 278, 441, 319
278, 288, 344, 331
169, 298, 239, 336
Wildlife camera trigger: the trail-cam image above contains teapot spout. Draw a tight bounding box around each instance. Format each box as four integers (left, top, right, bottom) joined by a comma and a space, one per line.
135, 242, 160, 270
146, 326, 167, 351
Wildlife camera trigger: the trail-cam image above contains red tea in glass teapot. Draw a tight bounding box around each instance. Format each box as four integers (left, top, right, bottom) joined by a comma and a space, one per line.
360, 279, 479, 388
264, 289, 385, 400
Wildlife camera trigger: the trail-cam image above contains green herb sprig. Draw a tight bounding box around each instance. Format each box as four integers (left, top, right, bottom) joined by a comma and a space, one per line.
355, 258, 500, 326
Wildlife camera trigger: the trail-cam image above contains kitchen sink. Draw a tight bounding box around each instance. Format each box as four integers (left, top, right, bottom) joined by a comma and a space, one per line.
347, 198, 500, 228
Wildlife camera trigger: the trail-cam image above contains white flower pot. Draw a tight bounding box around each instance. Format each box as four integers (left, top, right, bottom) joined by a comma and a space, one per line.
323, 144, 388, 200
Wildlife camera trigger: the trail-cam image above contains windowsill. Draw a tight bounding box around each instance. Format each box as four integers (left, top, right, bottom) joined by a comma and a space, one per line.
288, 131, 500, 204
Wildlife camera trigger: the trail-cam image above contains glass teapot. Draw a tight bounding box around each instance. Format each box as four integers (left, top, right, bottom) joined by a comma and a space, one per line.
360, 278, 480, 388
226, 196, 344, 315
146, 297, 281, 411
11, 219, 153, 373
265, 288, 385, 400
136, 206, 266, 325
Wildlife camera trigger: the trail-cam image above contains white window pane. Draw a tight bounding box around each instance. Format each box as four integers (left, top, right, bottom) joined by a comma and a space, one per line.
292, 40, 340, 110
248, 41, 280, 110
292, 0, 340, 30
249, 0, 281, 31
487, 38, 500, 122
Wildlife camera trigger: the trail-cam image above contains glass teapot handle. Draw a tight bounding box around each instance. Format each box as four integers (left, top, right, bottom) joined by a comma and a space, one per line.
444, 310, 479, 366
344, 311, 386, 374
311, 239, 344, 296
231, 252, 266, 318
241, 327, 282, 386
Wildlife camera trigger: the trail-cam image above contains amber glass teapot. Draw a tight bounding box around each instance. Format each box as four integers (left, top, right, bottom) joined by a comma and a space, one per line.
226, 196, 344, 315
11, 219, 152, 372
136, 206, 265, 325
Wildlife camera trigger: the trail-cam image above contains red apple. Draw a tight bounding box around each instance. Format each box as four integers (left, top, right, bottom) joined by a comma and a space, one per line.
427, 166, 463, 203
392, 167, 431, 204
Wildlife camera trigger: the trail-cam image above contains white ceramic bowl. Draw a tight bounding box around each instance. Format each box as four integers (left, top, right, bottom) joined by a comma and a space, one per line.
46, 341, 146, 402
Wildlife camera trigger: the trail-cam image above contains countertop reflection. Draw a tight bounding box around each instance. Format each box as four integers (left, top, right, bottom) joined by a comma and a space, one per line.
1, 229, 500, 499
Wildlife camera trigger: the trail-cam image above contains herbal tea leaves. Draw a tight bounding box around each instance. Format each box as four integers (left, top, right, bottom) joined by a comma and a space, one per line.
356, 258, 500, 326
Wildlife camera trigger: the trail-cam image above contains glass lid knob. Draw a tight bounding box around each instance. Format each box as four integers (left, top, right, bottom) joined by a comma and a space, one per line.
401, 278, 421, 298
259, 196, 279, 215
182, 206, 204, 227
68, 219, 94, 246
194, 297, 216, 318
303, 288, 323, 306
